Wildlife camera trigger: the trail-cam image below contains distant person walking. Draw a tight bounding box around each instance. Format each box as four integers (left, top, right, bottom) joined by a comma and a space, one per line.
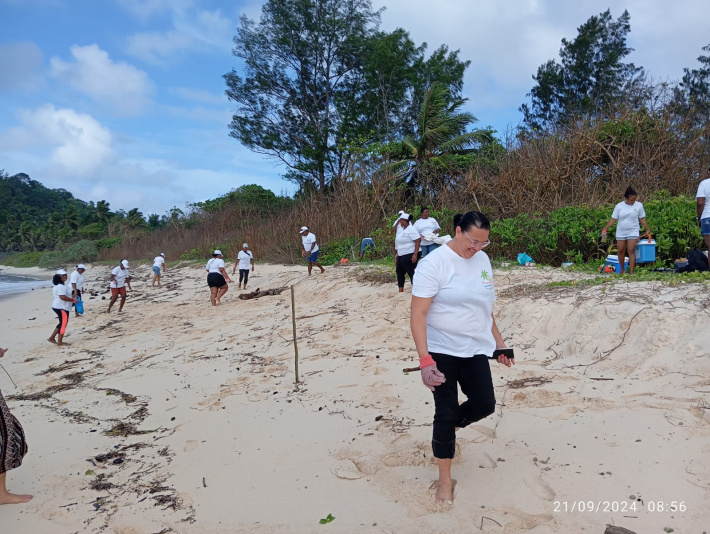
601, 187, 651, 274
152, 253, 166, 287
300, 227, 325, 275
107, 260, 129, 313
395, 213, 421, 292
359, 236, 376, 262
0, 346, 32, 505
48, 269, 77, 346
232, 243, 254, 290
391, 210, 405, 266
69, 264, 86, 318
697, 169, 710, 269
206, 250, 231, 306
414, 207, 441, 258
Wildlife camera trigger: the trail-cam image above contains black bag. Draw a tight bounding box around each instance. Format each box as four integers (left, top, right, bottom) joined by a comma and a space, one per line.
686, 249, 709, 273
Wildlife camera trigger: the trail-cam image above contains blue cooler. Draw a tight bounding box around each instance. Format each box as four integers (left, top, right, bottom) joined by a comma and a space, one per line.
605, 255, 629, 273
635, 239, 656, 263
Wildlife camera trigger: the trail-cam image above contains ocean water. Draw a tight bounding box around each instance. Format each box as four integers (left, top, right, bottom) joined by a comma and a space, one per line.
0, 273, 50, 297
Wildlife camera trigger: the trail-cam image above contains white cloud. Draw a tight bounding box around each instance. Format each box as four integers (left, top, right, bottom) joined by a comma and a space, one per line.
170, 87, 226, 105
0, 105, 114, 175
115, 0, 192, 19
50, 44, 155, 116
0, 41, 44, 91
125, 6, 234, 65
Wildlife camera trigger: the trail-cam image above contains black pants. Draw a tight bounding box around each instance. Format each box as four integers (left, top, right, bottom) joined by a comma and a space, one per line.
396, 253, 417, 288
430, 353, 496, 459
239, 269, 249, 285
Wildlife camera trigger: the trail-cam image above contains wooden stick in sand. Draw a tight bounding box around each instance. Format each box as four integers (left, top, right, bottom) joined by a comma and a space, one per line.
291, 285, 299, 384
403, 366, 420, 373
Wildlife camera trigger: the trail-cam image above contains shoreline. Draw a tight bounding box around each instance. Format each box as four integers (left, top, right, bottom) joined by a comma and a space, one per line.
0, 262, 707, 532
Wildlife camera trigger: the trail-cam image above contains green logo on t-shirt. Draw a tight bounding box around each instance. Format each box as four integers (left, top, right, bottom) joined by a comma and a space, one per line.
481, 270, 490, 281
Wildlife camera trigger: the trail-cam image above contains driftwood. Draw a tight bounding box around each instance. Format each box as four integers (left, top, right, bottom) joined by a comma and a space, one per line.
604, 526, 638, 534
238, 287, 288, 300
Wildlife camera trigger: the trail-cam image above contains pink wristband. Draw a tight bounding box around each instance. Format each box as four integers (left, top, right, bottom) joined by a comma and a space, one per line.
419, 354, 435, 368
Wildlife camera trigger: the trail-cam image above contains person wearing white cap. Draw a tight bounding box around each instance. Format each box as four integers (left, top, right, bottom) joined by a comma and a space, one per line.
48, 269, 77, 346
152, 253, 166, 287
391, 210, 405, 267
395, 213, 421, 292
107, 260, 129, 313
300, 227, 325, 276
232, 243, 254, 290
69, 264, 86, 317
206, 250, 231, 306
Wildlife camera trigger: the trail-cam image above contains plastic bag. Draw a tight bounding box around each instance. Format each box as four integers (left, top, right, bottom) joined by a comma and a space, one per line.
517, 252, 533, 265
75, 297, 84, 315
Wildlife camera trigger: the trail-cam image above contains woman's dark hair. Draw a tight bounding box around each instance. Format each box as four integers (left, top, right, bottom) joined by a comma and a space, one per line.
454, 211, 490, 232
52, 274, 64, 285
420, 206, 429, 216
624, 186, 637, 198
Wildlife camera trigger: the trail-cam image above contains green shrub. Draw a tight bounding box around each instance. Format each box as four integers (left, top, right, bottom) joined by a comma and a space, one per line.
0, 251, 44, 267
38, 251, 65, 269
97, 237, 121, 250
38, 240, 99, 268
318, 236, 362, 265
78, 223, 107, 240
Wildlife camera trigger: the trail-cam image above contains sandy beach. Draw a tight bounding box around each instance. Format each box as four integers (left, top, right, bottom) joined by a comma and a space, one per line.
0, 262, 708, 533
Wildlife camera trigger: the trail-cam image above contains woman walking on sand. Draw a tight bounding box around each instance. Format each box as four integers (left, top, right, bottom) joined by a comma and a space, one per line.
395, 213, 421, 292
0, 346, 32, 505
601, 187, 651, 275
232, 243, 254, 290
206, 250, 231, 306
411, 211, 513, 504
49, 269, 77, 346
414, 207, 441, 258
152, 253, 166, 287
69, 264, 86, 318
107, 260, 129, 313
300, 227, 325, 276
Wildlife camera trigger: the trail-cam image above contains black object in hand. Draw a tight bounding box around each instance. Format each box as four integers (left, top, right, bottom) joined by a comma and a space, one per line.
490, 348, 514, 360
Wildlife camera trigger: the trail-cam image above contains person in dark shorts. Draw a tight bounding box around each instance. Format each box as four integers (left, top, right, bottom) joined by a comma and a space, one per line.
394, 213, 421, 292
300, 227, 325, 276
0, 346, 32, 505
411, 211, 514, 505
696, 169, 710, 269
232, 243, 254, 290
206, 250, 231, 306
69, 264, 86, 317
48, 269, 77, 346
359, 237, 375, 262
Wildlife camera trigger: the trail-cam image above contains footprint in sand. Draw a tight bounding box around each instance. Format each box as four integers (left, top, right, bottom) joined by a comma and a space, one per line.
524, 474, 555, 500
184, 440, 199, 452
390, 433, 412, 448
493, 506, 554, 529
469, 425, 496, 438
473, 452, 497, 469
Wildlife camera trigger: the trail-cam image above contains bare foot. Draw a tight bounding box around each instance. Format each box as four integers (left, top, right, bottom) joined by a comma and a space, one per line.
320, 268, 325, 273
435, 479, 456, 504
0, 492, 33, 505
57, 342, 71, 347
47, 338, 57, 344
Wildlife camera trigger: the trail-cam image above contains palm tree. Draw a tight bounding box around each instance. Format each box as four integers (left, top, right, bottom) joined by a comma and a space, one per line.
62, 205, 80, 231
95, 200, 111, 223
386, 82, 493, 191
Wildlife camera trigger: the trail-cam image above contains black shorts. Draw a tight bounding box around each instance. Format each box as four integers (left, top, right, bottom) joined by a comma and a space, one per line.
207, 272, 226, 288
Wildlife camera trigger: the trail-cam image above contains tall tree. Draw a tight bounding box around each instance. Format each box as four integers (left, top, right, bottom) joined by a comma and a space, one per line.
520, 9, 645, 131
672, 43, 710, 127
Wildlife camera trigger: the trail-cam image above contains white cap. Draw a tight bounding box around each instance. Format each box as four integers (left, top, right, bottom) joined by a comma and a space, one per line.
299, 226, 308, 233
77, 264, 86, 270
399, 212, 410, 221
213, 250, 222, 255
392, 210, 406, 227
242, 243, 248, 248
160, 253, 165, 257
56, 269, 67, 275
121, 260, 129, 267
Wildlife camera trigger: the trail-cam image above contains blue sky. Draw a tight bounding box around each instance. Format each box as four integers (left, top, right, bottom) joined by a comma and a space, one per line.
1, 0, 708, 215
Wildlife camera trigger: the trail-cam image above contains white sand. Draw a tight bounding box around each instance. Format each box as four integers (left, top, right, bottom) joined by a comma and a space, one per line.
0, 262, 708, 533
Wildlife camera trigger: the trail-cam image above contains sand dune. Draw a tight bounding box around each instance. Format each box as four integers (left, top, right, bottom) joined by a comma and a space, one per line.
0, 263, 708, 533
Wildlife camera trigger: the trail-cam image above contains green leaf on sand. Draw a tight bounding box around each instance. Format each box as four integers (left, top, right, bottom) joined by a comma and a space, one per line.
319, 513, 335, 524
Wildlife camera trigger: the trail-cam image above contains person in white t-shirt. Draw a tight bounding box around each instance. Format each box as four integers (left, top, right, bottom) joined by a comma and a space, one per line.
152, 253, 166, 287
414, 207, 441, 258
107, 260, 130, 313
411, 211, 513, 505
601, 187, 651, 274
48, 269, 77, 346
696, 172, 710, 269
300, 227, 325, 276
69, 264, 86, 317
394, 213, 421, 292
206, 250, 231, 306
391, 210, 405, 267
232, 243, 255, 289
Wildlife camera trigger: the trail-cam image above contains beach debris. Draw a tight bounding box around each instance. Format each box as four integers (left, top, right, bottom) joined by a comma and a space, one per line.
239, 287, 288, 300
357, 269, 395, 285
506, 377, 551, 389
28, 317, 35, 320
319, 513, 335, 524
604, 527, 638, 534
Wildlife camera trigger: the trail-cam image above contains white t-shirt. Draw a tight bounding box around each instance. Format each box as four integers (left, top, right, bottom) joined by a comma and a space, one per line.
110, 266, 128, 288
206, 258, 225, 274
238, 250, 254, 270
412, 245, 496, 357
611, 201, 646, 238
52, 283, 72, 311
697, 178, 710, 219
414, 217, 441, 246
301, 233, 319, 253
69, 270, 84, 291
395, 225, 420, 255
153, 256, 165, 268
